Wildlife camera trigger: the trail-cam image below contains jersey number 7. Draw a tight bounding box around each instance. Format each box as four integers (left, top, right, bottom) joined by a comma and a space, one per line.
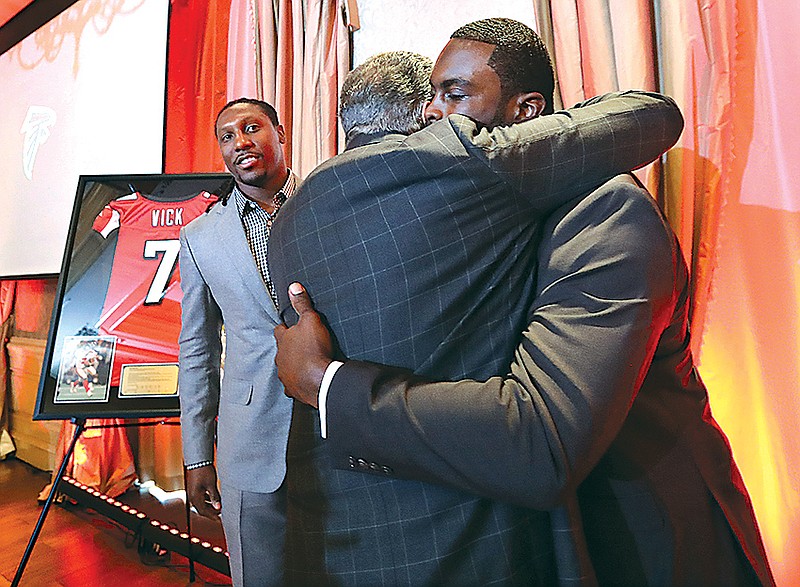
143, 239, 181, 305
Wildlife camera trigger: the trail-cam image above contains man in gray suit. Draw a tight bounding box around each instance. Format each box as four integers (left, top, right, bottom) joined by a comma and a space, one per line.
269, 23, 685, 586
273, 20, 774, 586
178, 98, 296, 586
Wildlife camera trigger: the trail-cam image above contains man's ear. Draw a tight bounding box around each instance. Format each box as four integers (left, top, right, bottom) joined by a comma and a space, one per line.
276, 124, 287, 144
512, 92, 546, 122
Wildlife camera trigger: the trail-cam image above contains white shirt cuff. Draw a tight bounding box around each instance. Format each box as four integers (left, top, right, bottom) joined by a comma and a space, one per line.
318, 360, 344, 439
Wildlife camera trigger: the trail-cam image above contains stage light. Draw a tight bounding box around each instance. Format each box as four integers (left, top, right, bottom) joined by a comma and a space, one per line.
54, 472, 231, 576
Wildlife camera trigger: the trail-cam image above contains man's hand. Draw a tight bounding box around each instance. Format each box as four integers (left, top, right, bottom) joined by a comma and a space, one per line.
274, 282, 335, 408
185, 464, 221, 519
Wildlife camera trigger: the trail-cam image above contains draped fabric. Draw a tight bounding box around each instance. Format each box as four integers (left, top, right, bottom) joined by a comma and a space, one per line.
539, 1, 656, 104
226, 0, 357, 178
0, 280, 16, 459
164, 0, 233, 173
40, 419, 137, 499
536, 1, 799, 583
687, 2, 800, 582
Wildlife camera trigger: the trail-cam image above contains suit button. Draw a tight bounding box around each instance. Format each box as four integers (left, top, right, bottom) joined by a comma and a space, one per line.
348, 456, 356, 469
381, 465, 393, 476
357, 458, 368, 470
369, 462, 380, 472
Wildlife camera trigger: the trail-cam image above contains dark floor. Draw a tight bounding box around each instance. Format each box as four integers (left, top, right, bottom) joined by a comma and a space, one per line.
0, 457, 231, 586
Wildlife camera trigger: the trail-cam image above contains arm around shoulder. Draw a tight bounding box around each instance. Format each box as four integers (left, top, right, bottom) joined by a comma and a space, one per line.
451, 90, 684, 214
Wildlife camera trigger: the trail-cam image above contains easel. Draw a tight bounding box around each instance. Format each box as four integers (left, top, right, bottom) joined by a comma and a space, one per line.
12, 417, 197, 586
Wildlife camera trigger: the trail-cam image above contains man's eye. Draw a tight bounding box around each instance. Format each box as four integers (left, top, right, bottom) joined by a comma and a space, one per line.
245, 124, 260, 133
444, 92, 466, 102
220, 133, 232, 142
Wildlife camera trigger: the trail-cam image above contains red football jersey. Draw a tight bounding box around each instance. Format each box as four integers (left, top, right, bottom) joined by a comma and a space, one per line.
92, 191, 218, 386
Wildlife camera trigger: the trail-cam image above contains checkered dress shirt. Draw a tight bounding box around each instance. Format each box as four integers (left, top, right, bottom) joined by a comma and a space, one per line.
233, 171, 296, 307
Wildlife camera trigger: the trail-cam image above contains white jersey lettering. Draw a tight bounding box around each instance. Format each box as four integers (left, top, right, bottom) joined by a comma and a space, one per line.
151, 208, 185, 227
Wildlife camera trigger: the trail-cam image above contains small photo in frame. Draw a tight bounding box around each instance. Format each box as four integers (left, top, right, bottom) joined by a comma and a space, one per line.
54, 335, 116, 403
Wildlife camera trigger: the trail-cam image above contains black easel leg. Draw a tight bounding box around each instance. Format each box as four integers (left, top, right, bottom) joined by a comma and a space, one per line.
183, 466, 196, 583
12, 417, 86, 587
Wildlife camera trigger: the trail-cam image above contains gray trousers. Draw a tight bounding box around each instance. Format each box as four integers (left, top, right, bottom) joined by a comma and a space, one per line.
220, 482, 287, 587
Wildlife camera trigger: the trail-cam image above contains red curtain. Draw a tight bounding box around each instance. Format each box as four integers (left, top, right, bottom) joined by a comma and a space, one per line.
46, 419, 137, 498
163, 0, 232, 174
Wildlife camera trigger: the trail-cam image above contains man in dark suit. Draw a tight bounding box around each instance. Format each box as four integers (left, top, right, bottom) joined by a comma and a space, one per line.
269, 19, 692, 586
273, 19, 774, 586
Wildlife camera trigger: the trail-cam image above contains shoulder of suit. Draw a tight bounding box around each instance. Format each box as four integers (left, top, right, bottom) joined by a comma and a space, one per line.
544, 174, 666, 237
182, 198, 227, 236
590, 174, 660, 213
564, 174, 676, 255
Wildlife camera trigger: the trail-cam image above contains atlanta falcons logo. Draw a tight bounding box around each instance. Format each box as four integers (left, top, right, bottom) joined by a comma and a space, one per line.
20, 105, 57, 180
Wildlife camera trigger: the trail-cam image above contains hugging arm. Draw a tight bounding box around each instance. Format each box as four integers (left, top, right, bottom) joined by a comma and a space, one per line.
452, 90, 684, 213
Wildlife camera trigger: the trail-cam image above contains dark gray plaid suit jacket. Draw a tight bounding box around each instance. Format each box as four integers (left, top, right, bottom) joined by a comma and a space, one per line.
317, 176, 774, 586
269, 91, 684, 586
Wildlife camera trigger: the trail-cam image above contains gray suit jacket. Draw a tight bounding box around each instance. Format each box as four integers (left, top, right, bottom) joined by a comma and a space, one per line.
269, 91, 684, 585
179, 196, 292, 493
320, 175, 774, 586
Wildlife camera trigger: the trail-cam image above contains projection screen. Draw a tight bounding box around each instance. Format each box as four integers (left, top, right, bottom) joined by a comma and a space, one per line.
0, 0, 169, 278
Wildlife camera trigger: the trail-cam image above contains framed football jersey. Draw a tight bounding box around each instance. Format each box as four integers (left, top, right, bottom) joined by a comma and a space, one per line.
35, 173, 232, 419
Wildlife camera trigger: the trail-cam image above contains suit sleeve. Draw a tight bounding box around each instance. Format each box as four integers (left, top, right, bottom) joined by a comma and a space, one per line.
178, 228, 223, 466
450, 90, 684, 214
325, 177, 679, 509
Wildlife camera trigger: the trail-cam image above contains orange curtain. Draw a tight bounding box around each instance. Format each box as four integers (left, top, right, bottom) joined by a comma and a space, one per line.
226, 0, 357, 178
46, 419, 137, 498
536, 1, 800, 583
651, 3, 800, 583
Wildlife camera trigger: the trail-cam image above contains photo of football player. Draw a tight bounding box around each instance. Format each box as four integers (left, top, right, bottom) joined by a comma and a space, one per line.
70, 347, 102, 396
54, 335, 115, 403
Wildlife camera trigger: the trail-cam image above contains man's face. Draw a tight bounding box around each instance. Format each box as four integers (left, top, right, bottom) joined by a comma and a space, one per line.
216, 103, 286, 188
425, 38, 511, 128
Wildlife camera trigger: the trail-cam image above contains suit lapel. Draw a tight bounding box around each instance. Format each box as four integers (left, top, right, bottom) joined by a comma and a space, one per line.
213, 200, 280, 322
